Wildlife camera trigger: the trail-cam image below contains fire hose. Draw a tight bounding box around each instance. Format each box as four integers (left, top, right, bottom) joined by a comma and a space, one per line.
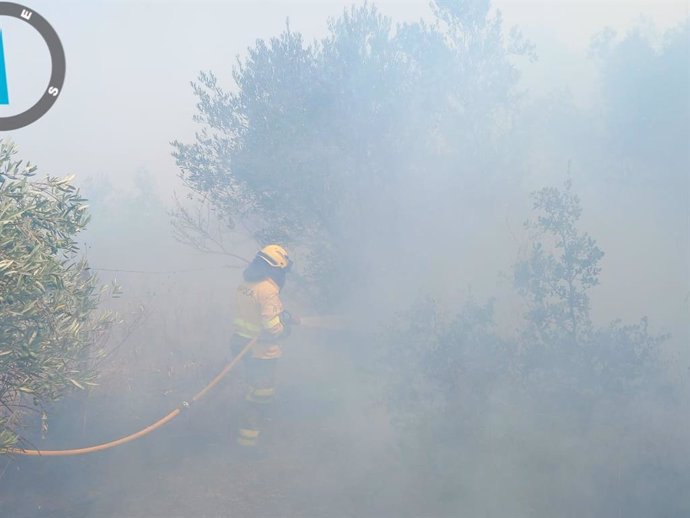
4, 315, 346, 457
6, 337, 258, 457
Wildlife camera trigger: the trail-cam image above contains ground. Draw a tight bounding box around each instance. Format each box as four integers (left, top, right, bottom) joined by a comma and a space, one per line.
0, 328, 425, 518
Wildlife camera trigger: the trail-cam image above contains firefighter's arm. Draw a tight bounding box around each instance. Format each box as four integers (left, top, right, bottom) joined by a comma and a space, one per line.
260, 290, 286, 338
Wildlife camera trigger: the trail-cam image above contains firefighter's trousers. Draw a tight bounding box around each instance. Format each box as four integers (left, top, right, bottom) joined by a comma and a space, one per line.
231, 334, 278, 448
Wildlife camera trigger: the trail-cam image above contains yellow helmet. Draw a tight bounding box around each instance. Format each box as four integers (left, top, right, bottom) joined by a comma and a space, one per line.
257, 244, 291, 269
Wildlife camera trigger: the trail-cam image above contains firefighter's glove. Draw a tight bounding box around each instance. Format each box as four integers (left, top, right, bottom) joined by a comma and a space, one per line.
281, 310, 301, 327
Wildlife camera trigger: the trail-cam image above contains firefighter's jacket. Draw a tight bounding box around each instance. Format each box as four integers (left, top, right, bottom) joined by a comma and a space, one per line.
233, 277, 285, 359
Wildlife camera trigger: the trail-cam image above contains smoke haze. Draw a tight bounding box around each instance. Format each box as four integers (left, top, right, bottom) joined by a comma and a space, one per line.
1, 1, 688, 517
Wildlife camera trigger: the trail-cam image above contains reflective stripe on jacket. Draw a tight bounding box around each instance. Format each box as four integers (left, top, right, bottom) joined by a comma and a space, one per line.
234, 277, 285, 359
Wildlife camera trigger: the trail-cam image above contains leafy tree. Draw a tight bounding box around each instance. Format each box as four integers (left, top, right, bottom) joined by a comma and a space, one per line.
514, 179, 604, 345
381, 181, 668, 509
513, 180, 664, 395
590, 20, 689, 197
172, 0, 532, 301
0, 141, 116, 452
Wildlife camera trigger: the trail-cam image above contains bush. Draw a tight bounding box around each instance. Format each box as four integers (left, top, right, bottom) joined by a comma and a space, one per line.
380, 181, 675, 515
0, 141, 116, 452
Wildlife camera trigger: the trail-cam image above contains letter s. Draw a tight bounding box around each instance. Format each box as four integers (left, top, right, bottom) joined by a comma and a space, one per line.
48, 86, 59, 96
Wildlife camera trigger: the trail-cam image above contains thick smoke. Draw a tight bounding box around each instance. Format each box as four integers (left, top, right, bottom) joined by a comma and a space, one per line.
2, 2, 688, 518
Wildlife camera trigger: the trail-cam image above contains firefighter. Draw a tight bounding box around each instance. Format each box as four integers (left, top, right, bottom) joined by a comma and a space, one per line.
230, 244, 299, 448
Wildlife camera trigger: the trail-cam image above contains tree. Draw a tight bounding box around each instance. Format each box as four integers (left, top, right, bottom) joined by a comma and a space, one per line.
172, 0, 532, 302
380, 181, 670, 513
590, 20, 689, 198
513, 180, 664, 394
514, 179, 604, 345
0, 141, 116, 452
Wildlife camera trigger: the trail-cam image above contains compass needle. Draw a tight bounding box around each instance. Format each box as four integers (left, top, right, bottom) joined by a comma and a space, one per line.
0, 30, 8, 105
